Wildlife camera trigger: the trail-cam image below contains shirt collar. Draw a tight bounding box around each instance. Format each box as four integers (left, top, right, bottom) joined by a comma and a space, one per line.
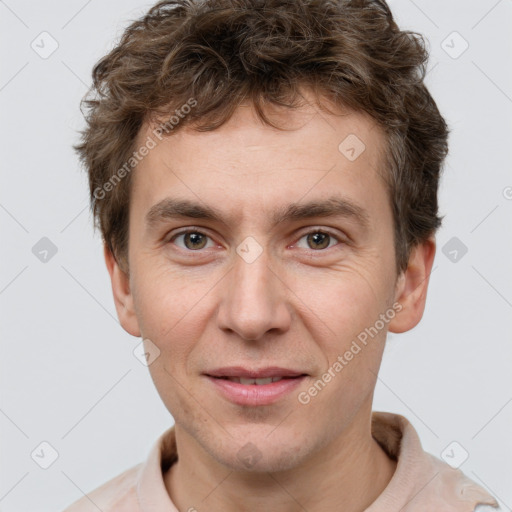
367, 411, 499, 511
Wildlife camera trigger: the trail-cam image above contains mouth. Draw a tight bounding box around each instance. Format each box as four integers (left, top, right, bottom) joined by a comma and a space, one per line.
204, 367, 308, 406
213, 376, 300, 385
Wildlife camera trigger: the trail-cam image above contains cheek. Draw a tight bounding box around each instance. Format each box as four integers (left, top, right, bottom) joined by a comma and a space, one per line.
294, 264, 390, 343
132, 259, 201, 334
294, 264, 392, 404
303, 282, 388, 423
130, 266, 209, 381
133, 269, 203, 410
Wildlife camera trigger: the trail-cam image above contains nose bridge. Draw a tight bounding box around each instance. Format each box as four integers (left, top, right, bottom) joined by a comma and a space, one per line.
217, 240, 290, 340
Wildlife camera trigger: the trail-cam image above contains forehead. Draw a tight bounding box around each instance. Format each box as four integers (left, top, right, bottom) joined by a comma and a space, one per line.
131, 99, 389, 232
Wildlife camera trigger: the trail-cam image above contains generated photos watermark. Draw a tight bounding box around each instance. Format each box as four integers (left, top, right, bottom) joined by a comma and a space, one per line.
93, 98, 197, 200
297, 301, 403, 405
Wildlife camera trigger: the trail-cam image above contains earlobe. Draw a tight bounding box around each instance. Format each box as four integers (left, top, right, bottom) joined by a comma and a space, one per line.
103, 244, 141, 338
388, 238, 436, 334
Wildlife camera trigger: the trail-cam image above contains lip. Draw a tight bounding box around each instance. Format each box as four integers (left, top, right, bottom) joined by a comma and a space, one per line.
205, 366, 306, 379
204, 367, 308, 406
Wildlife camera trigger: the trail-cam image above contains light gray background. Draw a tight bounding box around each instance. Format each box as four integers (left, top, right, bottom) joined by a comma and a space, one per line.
1, 1, 511, 510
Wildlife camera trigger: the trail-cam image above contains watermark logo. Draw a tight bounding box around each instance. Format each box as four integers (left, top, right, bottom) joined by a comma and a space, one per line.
441, 31, 469, 60
236, 236, 263, 264
32, 237, 58, 263
133, 338, 161, 366
31, 31, 59, 59
442, 236, 468, 263
237, 442, 263, 468
31, 441, 59, 469
441, 441, 469, 469
338, 134, 366, 162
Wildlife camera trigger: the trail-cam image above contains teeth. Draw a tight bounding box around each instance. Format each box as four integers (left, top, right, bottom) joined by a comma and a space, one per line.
226, 376, 284, 385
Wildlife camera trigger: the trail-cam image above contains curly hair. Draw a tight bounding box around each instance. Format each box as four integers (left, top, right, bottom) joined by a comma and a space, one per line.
74, 0, 449, 275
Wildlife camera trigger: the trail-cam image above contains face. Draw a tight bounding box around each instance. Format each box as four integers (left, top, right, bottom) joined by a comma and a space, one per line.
106, 91, 435, 473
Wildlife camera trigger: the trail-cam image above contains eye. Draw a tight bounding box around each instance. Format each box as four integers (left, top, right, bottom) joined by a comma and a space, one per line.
167, 228, 344, 253
169, 230, 216, 251
295, 230, 342, 251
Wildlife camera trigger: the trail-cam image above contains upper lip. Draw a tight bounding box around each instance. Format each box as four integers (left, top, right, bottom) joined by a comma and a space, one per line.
205, 366, 307, 379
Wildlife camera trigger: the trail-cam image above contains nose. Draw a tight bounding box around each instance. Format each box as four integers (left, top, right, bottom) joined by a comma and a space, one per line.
216, 245, 292, 341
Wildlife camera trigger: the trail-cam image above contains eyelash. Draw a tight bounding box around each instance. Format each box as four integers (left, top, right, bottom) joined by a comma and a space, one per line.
167, 228, 344, 253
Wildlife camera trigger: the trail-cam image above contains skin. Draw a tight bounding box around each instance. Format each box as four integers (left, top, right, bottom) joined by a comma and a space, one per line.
105, 90, 436, 512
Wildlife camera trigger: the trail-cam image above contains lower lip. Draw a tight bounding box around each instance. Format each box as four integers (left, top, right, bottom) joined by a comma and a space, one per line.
205, 376, 306, 406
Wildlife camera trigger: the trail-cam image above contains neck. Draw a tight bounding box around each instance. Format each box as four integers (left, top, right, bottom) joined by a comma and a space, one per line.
164, 410, 397, 512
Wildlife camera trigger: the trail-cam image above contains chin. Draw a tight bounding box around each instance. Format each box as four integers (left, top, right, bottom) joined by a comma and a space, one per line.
221, 444, 306, 474
209, 426, 312, 474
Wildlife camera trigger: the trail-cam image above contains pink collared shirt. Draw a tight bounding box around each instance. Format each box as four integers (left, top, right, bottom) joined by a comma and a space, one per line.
63, 411, 501, 511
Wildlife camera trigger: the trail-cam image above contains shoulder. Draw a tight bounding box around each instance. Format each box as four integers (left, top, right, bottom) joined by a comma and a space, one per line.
61, 463, 142, 512
370, 412, 501, 512
424, 452, 501, 512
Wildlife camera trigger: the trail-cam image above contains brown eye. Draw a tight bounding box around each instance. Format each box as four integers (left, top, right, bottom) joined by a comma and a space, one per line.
307, 232, 331, 250
295, 230, 341, 251
171, 230, 212, 251
184, 232, 207, 250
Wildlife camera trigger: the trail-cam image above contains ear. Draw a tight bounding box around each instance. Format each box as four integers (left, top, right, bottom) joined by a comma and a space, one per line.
388, 237, 436, 334
103, 244, 141, 338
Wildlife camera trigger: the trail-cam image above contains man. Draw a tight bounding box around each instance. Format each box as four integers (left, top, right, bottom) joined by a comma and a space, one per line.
64, 0, 501, 510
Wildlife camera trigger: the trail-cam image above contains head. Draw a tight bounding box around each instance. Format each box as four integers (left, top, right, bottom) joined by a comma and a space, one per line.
75, 0, 448, 472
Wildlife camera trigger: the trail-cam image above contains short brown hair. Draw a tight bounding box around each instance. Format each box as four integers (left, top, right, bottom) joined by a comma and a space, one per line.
74, 0, 449, 275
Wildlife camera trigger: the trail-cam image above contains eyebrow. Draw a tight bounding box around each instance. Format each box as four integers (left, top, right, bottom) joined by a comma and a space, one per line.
145, 196, 371, 232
